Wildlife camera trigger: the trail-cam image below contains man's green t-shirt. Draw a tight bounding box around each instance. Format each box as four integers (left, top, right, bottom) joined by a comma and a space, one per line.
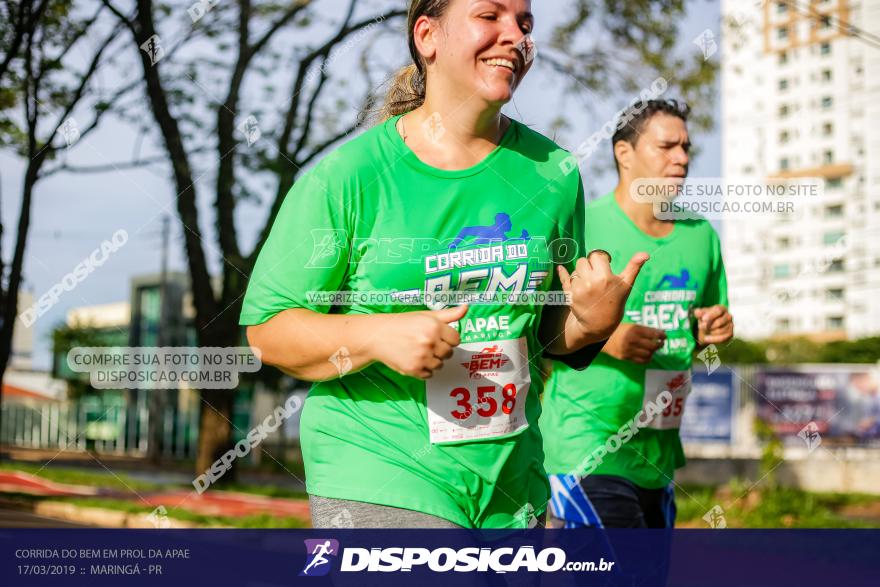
540, 192, 728, 489
239, 114, 586, 528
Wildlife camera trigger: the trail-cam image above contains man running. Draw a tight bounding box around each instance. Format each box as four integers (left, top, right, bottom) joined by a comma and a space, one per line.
540, 99, 734, 528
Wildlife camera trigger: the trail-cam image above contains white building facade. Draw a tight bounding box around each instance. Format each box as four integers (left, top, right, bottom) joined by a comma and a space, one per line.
721, 0, 880, 340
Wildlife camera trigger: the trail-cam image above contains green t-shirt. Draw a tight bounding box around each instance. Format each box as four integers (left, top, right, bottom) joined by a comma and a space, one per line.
240, 114, 586, 528
540, 192, 728, 489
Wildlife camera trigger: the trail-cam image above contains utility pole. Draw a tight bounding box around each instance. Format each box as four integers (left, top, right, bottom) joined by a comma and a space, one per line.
148, 215, 170, 463
159, 215, 169, 340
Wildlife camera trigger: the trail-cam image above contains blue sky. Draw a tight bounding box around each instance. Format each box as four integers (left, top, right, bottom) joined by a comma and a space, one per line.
0, 0, 722, 370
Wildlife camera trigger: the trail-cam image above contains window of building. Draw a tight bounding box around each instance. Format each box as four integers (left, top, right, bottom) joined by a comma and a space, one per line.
823, 230, 845, 245
773, 264, 791, 278
824, 204, 844, 218
826, 316, 844, 330
820, 42, 831, 55
826, 177, 842, 189
826, 288, 844, 301
827, 259, 844, 272
779, 51, 788, 65
823, 149, 834, 164
778, 237, 791, 249
821, 69, 832, 82
779, 78, 789, 90
821, 96, 833, 109
777, 2, 788, 15
780, 130, 790, 143
778, 27, 789, 40
780, 157, 790, 170
822, 122, 833, 136
777, 318, 791, 332
820, 15, 832, 30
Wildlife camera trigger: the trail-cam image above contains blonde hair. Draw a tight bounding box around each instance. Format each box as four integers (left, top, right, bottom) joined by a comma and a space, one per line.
378, 0, 451, 121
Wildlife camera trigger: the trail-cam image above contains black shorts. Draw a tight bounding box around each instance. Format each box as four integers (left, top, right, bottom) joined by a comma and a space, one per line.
547, 474, 677, 528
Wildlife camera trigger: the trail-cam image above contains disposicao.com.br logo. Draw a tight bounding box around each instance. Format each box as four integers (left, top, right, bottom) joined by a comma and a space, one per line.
298, 539, 614, 575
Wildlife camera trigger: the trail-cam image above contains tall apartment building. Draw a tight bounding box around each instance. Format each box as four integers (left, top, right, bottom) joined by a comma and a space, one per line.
721, 0, 880, 340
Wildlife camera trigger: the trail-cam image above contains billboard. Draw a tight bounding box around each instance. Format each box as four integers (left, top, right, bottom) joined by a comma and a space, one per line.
755, 367, 880, 445
681, 369, 736, 443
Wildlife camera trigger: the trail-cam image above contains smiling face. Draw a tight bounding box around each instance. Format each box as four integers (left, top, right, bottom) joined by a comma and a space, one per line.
415, 0, 534, 106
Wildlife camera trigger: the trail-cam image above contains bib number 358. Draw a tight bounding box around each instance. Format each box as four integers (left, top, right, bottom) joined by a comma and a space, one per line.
449, 383, 518, 420
427, 338, 530, 444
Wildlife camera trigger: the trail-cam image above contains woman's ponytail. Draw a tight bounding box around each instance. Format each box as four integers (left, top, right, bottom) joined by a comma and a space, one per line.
379, 63, 426, 120
375, 0, 450, 122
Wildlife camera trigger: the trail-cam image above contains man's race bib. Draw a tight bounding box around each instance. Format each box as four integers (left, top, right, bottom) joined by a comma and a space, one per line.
642, 369, 692, 430
426, 337, 530, 444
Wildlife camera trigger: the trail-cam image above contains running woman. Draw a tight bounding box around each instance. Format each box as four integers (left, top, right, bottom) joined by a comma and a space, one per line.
240, 0, 647, 529
541, 100, 734, 528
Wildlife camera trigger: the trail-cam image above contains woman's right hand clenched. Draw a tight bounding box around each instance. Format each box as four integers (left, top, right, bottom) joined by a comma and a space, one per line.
369, 304, 468, 379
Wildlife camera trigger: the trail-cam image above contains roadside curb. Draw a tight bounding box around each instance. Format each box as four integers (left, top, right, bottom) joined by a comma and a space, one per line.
32, 501, 225, 528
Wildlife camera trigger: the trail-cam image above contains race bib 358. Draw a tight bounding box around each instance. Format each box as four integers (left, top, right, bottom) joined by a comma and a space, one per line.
426, 337, 531, 444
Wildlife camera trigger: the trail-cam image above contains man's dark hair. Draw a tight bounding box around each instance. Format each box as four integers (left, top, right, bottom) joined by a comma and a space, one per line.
611, 99, 691, 168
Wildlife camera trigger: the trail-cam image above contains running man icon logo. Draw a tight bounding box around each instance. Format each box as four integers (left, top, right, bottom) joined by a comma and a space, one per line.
306, 228, 348, 268
702, 505, 727, 529
139, 34, 165, 65
422, 112, 446, 143
300, 539, 339, 577
693, 28, 718, 60
448, 212, 530, 249
656, 268, 696, 290
798, 421, 823, 453
328, 346, 353, 376
697, 344, 721, 374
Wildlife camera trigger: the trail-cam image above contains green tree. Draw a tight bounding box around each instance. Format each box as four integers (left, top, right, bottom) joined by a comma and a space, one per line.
820, 337, 880, 364
764, 337, 824, 364
52, 322, 128, 400
0, 0, 136, 454
716, 338, 768, 364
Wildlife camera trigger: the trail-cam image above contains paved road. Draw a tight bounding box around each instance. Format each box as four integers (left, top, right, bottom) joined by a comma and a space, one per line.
0, 508, 90, 528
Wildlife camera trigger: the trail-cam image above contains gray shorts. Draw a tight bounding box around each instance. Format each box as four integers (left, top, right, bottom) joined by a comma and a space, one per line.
309, 495, 463, 529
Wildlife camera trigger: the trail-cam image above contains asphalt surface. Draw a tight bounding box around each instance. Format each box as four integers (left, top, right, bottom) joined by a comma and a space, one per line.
0, 508, 91, 528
